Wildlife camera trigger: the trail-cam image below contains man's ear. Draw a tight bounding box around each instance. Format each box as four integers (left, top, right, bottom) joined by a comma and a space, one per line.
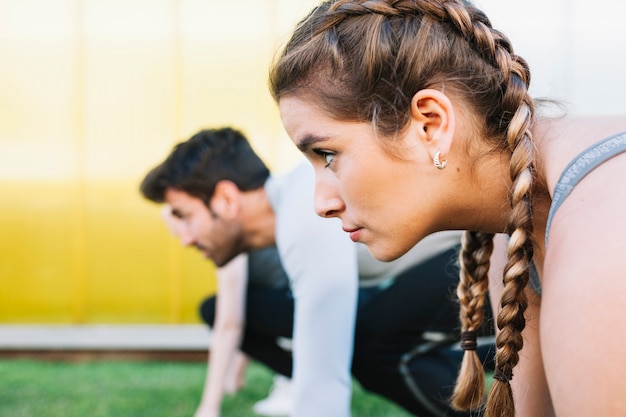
409, 89, 455, 160
210, 180, 241, 220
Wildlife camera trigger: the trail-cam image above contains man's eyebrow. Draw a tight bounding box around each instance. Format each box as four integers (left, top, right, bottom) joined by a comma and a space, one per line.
296, 134, 330, 152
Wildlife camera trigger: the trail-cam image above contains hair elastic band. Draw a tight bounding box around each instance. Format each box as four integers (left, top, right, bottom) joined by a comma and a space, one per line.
460, 330, 477, 351
493, 368, 513, 383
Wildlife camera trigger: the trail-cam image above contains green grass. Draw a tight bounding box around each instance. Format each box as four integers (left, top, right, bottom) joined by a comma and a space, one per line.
0, 359, 413, 417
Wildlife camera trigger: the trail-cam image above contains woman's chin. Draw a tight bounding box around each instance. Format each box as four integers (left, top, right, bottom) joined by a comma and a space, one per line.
366, 242, 406, 263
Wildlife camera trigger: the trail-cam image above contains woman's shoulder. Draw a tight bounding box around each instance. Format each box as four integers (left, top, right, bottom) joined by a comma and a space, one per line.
535, 115, 626, 251
534, 115, 626, 193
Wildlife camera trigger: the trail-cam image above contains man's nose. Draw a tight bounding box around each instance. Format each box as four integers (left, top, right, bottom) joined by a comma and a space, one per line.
178, 228, 195, 247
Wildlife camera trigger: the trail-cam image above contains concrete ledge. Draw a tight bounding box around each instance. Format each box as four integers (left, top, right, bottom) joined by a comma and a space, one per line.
0, 349, 208, 362
0, 324, 211, 351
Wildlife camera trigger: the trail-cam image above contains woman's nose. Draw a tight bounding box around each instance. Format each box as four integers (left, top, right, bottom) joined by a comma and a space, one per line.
314, 176, 345, 219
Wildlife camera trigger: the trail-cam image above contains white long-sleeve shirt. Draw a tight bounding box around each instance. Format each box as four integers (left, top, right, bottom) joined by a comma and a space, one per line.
266, 161, 357, 417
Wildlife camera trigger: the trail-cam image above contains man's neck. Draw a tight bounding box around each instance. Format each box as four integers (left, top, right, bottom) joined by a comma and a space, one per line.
240, 187, 277, 248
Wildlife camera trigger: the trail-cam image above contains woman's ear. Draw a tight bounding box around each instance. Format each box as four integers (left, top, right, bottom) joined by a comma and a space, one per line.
409, 89, 455, 161
210, 180, 241, 220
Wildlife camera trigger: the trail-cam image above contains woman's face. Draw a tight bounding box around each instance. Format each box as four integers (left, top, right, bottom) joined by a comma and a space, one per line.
279, 96, 439, 261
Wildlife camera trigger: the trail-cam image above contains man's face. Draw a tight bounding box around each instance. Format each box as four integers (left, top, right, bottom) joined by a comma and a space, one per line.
163, 188, 244, 267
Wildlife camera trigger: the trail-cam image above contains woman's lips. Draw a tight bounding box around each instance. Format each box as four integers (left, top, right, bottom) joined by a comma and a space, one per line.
343, 227, 362, 242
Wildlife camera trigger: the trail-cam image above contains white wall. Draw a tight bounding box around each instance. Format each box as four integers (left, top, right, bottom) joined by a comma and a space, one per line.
475, 0, 626, 116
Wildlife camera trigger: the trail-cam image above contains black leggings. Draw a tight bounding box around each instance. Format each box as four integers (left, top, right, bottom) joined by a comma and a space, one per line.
350, 248, 495, 416
200, 285, 295, 377
199, 247, 495, 417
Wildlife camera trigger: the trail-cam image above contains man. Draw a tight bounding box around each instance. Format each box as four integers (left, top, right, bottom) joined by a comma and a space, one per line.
160, 205, 293, 416
140, 127, 494, 417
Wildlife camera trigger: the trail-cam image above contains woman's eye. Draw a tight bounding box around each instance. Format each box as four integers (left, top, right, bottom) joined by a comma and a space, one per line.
314, 149, 335, 167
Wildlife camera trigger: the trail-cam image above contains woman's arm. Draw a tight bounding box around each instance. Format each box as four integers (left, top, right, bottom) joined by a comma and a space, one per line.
540, 139, 626, 416
195, 253, 249, 417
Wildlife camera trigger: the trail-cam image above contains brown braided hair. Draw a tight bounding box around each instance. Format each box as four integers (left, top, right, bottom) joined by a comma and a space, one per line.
452, 230, 494, 409
269, 1, 536, 416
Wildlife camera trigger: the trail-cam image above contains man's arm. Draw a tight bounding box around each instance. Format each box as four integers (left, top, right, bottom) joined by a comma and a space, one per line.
160, 205, 249, 417
195, 253, 249, 417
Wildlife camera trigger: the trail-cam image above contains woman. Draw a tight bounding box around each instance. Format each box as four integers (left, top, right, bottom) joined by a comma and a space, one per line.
269, 1, 626, 417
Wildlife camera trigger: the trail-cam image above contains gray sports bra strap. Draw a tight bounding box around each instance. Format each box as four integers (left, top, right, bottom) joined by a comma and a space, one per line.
545, 132, 626, 247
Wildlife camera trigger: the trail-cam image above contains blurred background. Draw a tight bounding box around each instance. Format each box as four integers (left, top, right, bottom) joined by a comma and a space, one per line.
1, 0, 625, 328
0, 0, 311, 326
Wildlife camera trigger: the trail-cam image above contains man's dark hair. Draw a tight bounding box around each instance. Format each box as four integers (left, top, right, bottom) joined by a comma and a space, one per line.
140, 127, 270, 205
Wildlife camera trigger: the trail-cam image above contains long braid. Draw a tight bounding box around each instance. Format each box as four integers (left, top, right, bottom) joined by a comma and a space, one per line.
451, 230, 494, 410
433, 3, 536, 417
270, 2, 536, 416
486, 79, 535, 417
424, 4, 536, 417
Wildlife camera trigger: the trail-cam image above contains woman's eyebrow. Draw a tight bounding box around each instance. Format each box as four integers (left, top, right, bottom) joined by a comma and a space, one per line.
296, 134, 331, 152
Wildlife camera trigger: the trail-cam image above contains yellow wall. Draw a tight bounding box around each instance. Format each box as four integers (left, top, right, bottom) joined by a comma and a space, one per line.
0, 0, 313, 323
